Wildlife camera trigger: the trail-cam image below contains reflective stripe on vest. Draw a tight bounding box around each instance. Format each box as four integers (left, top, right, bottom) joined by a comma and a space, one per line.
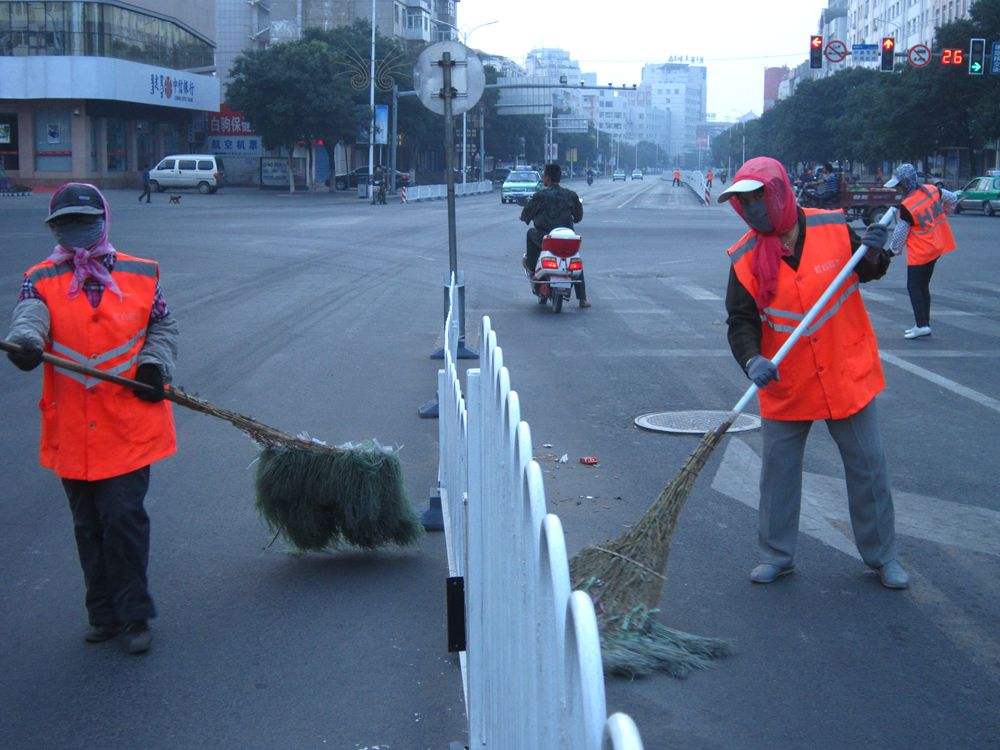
27, 252, 176, 481
725, 208, 884, 421
902, 185, 956, 266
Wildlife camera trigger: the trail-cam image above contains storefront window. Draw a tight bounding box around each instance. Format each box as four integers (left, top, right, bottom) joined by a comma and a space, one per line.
34, 105, 72, 171
0, 112, 19, 170
135, 118, 154, 171
89, 115, 100, 173
105, 116, 126, 172
0, 1, 213, 68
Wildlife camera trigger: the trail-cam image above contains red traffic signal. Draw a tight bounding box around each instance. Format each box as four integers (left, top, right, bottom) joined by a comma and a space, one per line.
880, 37, 895, 71
810, 35, 823, 69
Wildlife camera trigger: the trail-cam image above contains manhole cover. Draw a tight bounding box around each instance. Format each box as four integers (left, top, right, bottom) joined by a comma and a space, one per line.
635, 410, 761, 434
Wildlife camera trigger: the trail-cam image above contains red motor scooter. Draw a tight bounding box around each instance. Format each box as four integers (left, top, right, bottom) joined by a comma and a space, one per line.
526, 227, 584, 314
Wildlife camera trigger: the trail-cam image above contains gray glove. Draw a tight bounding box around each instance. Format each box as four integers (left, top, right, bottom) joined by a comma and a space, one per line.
861, 223, 889, 261
746, 355, 779, 387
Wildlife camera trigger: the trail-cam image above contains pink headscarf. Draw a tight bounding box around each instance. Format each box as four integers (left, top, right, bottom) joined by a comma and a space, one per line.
46, 182, 123, 301
725, 157, 799, 309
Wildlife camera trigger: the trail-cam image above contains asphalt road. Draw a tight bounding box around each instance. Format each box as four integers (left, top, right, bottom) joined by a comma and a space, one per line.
1, 177, 997, 748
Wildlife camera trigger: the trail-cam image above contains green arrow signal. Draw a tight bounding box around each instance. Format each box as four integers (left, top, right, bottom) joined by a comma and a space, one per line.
970, 61, 983, 73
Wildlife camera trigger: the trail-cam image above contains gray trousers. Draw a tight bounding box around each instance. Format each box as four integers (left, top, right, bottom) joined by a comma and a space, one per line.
758, 399, 897, 569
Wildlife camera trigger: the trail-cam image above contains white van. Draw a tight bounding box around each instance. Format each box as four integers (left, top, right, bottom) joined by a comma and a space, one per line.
148, 154, 225, 194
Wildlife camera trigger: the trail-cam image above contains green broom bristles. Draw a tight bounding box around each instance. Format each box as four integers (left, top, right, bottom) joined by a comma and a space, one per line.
571, 419, 735, 677
254, 440, 423, 552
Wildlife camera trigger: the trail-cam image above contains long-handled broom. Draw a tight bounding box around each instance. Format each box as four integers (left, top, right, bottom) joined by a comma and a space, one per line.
0, 341, 423, 552
571, 208, 898, 677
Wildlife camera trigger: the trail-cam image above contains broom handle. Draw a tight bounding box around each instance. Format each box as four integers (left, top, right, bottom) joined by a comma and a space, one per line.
0, 340, 329, 453
729, 207, 898, 419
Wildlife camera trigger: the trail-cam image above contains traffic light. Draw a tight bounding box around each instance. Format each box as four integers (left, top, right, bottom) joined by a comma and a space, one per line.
880, 37, 895, 72
810, 35, 823, 69
969, 38, 986, 75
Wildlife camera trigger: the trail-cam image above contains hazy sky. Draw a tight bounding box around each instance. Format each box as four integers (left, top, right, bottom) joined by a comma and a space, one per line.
459, 0, 830, 121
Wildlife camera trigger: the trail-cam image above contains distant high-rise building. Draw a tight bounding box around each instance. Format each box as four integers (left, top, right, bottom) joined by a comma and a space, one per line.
641, 60, 707, 166
763, 67, 790, 111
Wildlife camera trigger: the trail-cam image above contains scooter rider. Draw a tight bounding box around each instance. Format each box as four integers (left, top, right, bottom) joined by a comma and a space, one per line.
520, 163, 589, 307
586, 167, 595, 186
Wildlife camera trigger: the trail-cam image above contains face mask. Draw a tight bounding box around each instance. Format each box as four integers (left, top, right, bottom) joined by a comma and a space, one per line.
53, 218, 105, 250
743, 201, 773, 233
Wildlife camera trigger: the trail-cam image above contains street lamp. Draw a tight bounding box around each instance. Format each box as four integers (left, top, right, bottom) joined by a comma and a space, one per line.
435, 19, 498, 183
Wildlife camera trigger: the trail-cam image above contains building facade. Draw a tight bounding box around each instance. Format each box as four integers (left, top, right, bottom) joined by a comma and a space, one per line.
641, 60, 707, 166
764, 66, 790, 111
215, 0, 460, 90
0, 0, 220, 187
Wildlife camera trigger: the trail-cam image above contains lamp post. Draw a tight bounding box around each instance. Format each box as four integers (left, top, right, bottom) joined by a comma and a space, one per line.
367, 0, 376, 192
436, 19, 498, 183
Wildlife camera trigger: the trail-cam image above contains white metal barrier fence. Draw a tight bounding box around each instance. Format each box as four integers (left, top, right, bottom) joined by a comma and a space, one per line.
435, 278, 644, 749
682, 170, 711, 205
406, 180, 493, 202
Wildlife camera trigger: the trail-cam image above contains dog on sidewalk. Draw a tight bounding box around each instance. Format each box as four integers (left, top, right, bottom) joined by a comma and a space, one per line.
169, 195, 181, 204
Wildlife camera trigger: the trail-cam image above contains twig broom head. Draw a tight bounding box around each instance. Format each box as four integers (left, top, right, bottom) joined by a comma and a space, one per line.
254, 440, 423, 552
570, 417, 735, 676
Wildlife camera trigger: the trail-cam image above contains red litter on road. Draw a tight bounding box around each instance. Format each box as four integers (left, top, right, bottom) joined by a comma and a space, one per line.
580, 456, 599, 466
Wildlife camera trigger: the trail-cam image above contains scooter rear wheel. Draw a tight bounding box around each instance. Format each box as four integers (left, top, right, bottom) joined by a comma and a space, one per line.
552, 294, 563, 313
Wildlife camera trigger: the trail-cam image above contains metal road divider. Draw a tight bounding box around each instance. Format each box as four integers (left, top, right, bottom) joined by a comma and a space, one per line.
406, 180, 493, 203
682, 170, 711, 205
435, 277, 645, 749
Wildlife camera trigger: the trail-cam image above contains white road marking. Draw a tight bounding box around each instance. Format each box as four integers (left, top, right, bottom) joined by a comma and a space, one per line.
670, 283, 722, 301
615, 184, 656, 210
860, 289, 894, 303
880, 352, 1000, 413
711, 438, 1000, 559
711, 438, 1000, 679
563, 347, 1000, 359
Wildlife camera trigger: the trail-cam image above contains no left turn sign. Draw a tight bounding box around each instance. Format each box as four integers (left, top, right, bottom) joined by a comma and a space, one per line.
908, 44, 931, 67
825, 39, 848, 63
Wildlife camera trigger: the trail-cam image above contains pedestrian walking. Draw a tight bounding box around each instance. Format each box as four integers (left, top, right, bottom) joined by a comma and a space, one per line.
884, 163, 958, 339
138, 166, 152, 203
4, 183, 178, 654
672, 168, 681, 187
706, 168, 714, 189
719, 157, 908, 590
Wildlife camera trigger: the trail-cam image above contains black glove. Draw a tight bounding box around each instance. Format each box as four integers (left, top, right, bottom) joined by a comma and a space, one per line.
746, 355, 779, 388
6, 340, 43, 372
861, 223, 889, 261
133, 363, 166, 402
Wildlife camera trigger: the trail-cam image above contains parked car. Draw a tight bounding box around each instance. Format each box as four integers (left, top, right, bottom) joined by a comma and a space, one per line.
149, 154, 224, 194
335, 167, 411, 190
611, 170, 627, 182
487, 167, 511, 184
631, 169, 643, 181
501, 169, 542, 205
955, 175, 1000, 216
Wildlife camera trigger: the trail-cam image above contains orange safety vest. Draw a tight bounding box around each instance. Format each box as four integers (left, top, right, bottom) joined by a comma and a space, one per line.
27, 253, 176, 481
901, 184, 956, 266
673, 170, 681, 179
727, 209, 884, 421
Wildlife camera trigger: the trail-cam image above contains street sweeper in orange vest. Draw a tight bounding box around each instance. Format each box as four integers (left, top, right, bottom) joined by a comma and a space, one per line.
719, 157, 909, 590
5, 183, 178, 654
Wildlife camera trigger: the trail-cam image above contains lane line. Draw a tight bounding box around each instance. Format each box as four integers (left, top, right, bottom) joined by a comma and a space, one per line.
615, 183, 656, 210
557, 347, 1000, 359
880, 352, 1000, 413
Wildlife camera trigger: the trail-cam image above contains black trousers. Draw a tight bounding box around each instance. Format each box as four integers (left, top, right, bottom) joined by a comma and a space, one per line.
62, 466, 156, 625
672, 177, 681, 186
907, 259, 937, 327
525, 228, 587, 300
138, 184, 151, 202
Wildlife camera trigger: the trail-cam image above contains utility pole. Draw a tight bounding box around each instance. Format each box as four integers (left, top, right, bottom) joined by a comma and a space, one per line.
367, 0, 376, 195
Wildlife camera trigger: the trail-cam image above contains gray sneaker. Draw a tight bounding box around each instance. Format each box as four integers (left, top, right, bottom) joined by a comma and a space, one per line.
878, 560, 910, 589
119, 621, 152, 655
750, 563, 795, 583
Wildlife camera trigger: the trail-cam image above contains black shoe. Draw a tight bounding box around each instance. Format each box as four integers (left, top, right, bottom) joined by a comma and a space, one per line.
85, 623, 122, 643
119, 621, 152, 655
579, 299, 591, 308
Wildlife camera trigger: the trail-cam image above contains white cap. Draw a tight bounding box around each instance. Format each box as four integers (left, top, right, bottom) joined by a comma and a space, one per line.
717, 178, 764, 204
883, 176, 900, 188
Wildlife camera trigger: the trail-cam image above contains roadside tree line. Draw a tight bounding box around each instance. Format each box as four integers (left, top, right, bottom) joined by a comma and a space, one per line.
712, 0, 1000, 176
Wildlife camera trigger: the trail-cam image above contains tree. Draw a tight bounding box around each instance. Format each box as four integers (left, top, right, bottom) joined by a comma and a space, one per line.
227, 39, 353, 191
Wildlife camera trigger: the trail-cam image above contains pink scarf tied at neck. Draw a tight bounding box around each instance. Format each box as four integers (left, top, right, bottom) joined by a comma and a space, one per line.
45, 183, 123, 302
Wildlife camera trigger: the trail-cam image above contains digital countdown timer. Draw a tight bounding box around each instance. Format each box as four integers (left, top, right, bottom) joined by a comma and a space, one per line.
941, 48, 965, 65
